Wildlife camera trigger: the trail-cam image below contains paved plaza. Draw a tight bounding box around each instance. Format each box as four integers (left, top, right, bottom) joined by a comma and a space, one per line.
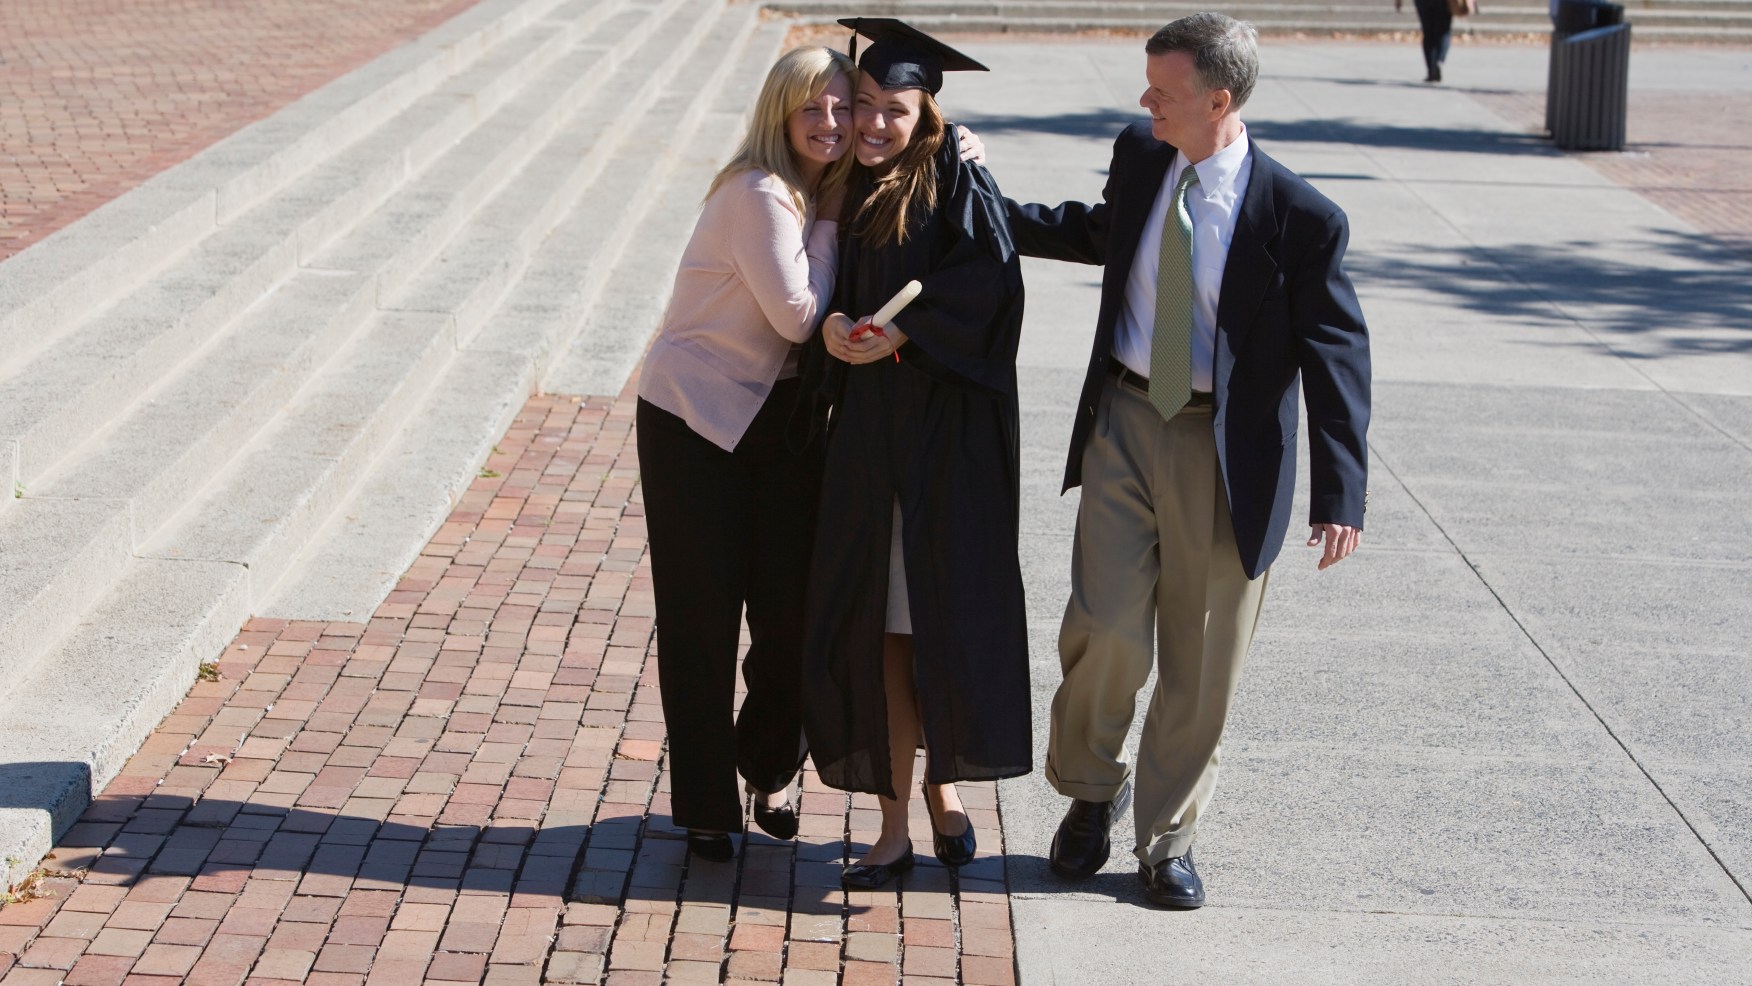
1, 5, 1750, 984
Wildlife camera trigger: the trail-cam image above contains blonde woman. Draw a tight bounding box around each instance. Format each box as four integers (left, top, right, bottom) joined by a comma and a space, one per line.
637, 45, 859, 862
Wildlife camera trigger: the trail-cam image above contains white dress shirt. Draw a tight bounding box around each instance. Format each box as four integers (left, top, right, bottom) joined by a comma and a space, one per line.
1113, 128, 1253, 394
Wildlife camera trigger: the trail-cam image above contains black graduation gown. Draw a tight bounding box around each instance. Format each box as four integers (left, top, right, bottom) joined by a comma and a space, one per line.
799, 136, 1032, 799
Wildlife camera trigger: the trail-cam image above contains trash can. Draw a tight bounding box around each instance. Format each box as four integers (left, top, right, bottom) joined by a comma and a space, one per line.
1548, 23, 1631, 150
1544, 0, 1626, 134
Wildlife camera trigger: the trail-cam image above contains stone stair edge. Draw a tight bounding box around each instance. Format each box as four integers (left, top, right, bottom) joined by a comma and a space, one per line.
265, 5, 779, 617
0, 3, 614, 498
408, 0, 757, 354
147, 0, 749, 608
0, 0, 575, 384
0, 13, 620, 697
0, 557, 253, 891
539, 18, 786, 396
0, 0, 718, 707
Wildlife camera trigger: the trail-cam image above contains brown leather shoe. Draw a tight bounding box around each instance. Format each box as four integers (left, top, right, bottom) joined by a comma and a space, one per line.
1138, 850, 1205, 908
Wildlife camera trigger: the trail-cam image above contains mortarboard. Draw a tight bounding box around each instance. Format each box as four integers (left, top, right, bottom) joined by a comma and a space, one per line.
839, 17, 988, 95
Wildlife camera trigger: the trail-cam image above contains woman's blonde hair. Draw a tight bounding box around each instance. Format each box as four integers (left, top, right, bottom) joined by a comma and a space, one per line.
708, 46, 857, 217
849, 91, 946, 247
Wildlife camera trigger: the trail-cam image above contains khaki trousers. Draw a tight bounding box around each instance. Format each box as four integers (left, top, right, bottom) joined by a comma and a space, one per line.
1047, 376, 1268, 866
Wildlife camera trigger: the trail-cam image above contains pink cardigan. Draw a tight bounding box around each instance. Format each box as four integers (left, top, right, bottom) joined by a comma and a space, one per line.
639, 169, 838, 451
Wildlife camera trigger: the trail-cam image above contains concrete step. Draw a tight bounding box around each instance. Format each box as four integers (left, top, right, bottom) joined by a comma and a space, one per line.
542, 16, 795, 395
387, 0, 737, 349
0, 2, 604, 499
0, 499, 134, 687
0, 1, 708, 698
0, 271, 370, 684
0, 0, 572, 386
0, 1, 652, 712
140, 308, 460, 602
267, 8, 784, 617
0, 558, 251, 884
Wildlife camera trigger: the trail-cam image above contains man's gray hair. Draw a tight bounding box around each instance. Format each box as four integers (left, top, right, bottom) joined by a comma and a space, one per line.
1145, 13, 1260, 111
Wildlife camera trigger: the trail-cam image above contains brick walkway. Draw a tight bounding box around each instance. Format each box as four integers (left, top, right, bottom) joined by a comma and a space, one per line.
1468, 87, 1752, 256
0, 0, 482, 260
0, 390, 1016, 986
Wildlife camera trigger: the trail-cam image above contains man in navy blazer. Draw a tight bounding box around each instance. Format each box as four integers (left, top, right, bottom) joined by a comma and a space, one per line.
1005, 13, 1370, 907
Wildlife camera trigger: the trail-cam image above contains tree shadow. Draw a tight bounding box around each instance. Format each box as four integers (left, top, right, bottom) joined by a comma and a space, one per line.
953, 108, 1141, 141
1, 762, 925, 921
955, 105, 1561, 157
1352, 228, 1752, 353
1, 760, 729, 907
1250, 117, 1558, 155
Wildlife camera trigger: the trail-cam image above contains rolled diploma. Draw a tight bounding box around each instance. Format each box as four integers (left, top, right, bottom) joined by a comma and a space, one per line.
870, 279, 922, 329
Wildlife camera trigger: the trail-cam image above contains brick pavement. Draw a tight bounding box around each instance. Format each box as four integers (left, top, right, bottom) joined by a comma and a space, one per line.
1468, 86, 1752, 256
0, 0, 483, 260
0, 389, 1018, 986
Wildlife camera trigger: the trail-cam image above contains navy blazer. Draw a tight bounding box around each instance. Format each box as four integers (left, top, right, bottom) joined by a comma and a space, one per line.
1007, 123, 1371, 579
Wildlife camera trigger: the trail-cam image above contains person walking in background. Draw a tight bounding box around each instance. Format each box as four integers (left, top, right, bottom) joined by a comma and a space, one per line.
1004, 13, 1371, 908
635, 45, 857, 863
799, 18, 1032, 891
1398, 0, 1457, 82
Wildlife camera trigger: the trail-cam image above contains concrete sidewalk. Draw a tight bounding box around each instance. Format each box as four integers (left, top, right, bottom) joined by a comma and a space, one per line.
3, 30, 1751, 986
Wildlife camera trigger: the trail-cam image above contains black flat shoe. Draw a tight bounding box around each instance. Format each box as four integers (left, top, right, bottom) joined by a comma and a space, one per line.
1138, 850, 1205, 908
686, 831, 734, 862
1049, 780, 1132, 879
841, 851, 915, 889
923, 787, 976, 867
749, 789, 799, 841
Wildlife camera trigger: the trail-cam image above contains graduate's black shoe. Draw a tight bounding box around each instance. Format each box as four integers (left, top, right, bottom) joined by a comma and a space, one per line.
1138, 851, 1205, 908
686, 831, 734, 862
924, 787, 977, 867
1049, 780, 1132, 879
749, 790, 799, 841
841, 851, 915, 889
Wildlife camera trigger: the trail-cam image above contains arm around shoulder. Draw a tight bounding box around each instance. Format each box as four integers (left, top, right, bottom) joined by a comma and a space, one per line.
724, 171, 837, 344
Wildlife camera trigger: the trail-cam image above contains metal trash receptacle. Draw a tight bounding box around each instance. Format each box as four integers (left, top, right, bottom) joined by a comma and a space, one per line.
1549, 23, 1632, 151
1545, 0, 1625, 132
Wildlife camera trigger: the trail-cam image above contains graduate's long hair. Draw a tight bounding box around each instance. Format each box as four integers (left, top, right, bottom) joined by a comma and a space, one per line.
850, 91, 946, 247
707, 46, 857, 219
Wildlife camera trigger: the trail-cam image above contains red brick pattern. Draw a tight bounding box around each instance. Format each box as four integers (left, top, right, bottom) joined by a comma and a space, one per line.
0, 390, 1018, 985
1469, 87, 1752, 255
0, 0, 483, 260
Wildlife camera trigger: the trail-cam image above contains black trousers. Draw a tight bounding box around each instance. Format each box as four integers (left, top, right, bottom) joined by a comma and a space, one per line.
1414, 0, 1453, 77
636, 378, 821, 832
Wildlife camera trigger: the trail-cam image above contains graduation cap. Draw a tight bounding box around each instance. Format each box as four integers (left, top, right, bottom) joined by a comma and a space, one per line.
839, 17, 988, 95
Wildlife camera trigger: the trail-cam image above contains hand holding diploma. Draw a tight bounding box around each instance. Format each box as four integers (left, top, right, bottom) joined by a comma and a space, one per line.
826, 280, 919, 365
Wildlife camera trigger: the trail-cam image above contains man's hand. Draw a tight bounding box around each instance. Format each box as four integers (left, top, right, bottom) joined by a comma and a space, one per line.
956, 125, 986, 165
1307, 524, 1361, 570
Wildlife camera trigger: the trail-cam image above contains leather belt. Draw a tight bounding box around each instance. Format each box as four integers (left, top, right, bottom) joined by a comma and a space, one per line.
1108, 361, 1213, 406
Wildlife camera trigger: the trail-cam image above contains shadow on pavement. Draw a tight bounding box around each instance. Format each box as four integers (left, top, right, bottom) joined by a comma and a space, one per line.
953, 107, 1140, 140
1003, 852, 1159, 908
1252, 117, 1557, 155
1351, 229, 1752, 351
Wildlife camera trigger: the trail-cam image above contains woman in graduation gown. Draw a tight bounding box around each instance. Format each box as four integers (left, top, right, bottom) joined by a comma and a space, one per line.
799, 19, 1032, 888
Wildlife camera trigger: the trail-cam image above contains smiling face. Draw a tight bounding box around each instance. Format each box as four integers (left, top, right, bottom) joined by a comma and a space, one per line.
852, 71, 924, 172
1139, 50, 1226, 158
786, 71, 853, 183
